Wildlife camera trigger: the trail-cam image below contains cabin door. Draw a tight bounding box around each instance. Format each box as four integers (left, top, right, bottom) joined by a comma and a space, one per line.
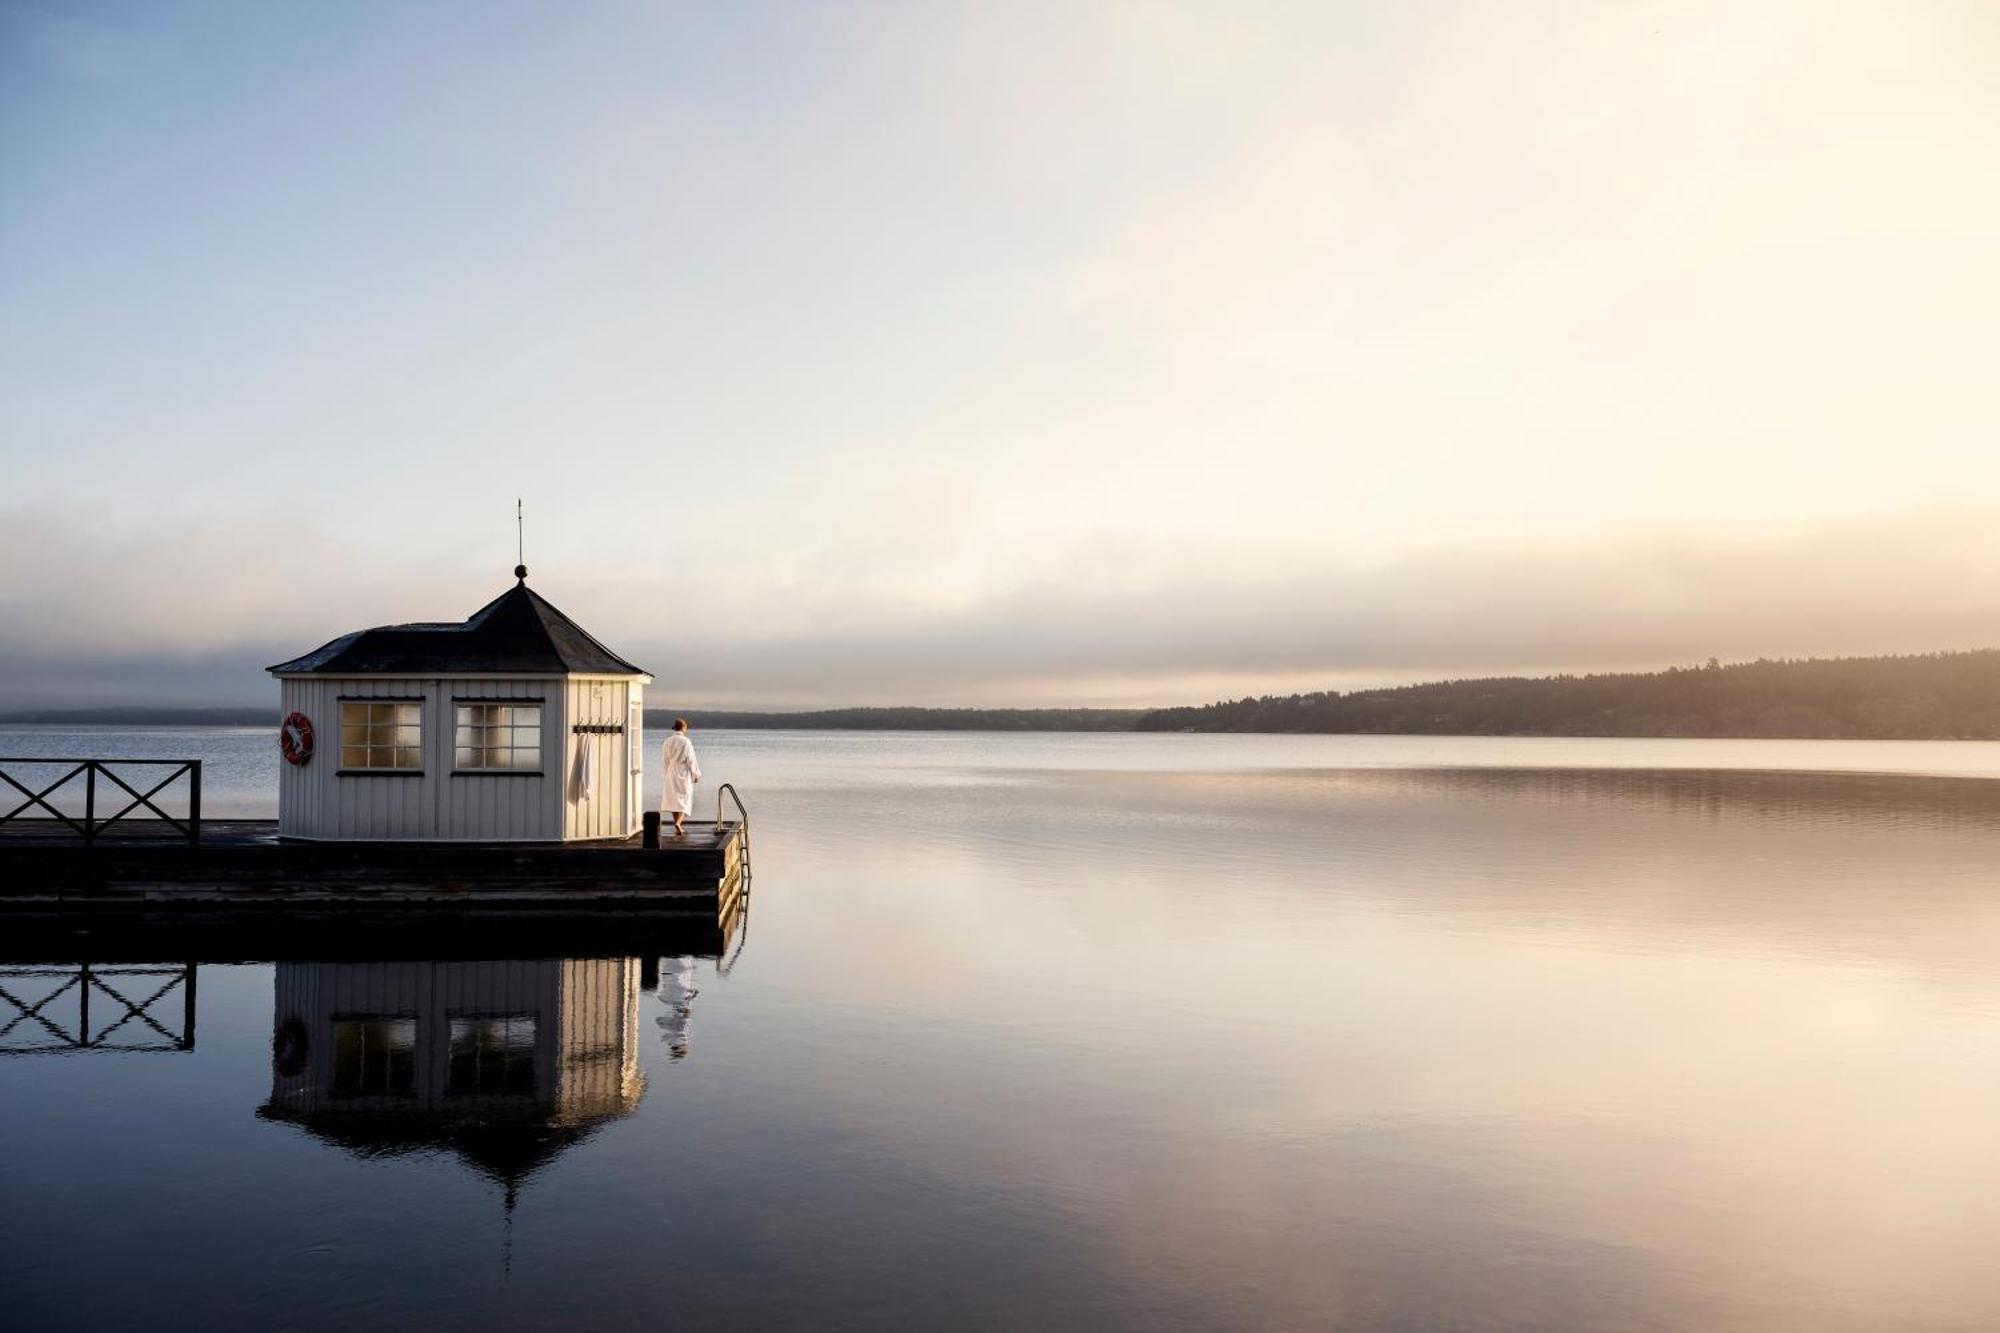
426, 681, 445, 839
628, 700, 643, 834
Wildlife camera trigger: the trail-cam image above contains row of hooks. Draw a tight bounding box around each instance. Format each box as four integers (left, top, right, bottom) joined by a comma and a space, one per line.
571, 723, 625, 734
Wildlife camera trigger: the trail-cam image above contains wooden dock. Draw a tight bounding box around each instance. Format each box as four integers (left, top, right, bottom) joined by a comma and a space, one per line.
0, 895, 749, 965
0, 817, 748, 920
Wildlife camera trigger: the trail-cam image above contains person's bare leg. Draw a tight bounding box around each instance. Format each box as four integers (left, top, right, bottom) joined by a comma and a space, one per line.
672, 812, 685, 836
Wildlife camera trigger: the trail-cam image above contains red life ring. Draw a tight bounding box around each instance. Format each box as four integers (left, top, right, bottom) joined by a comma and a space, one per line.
274, 1019, 309, 1075
280, 712, 315, 766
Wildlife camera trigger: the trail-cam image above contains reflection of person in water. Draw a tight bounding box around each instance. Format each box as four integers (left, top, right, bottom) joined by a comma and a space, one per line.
655, 956, 699, 1060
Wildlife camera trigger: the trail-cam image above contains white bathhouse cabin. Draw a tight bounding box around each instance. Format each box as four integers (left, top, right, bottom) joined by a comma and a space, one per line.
267, 569, 650, 841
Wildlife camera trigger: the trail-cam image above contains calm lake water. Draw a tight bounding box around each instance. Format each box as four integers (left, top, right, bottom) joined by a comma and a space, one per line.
6, 727, 2000, 1331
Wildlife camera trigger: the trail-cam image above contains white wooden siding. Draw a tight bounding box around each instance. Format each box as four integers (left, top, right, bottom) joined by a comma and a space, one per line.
268, 959, 644, 1118
279, 675, 644, 841
277, 676, 320, 839
278, 676, 438, 840
437, 679, 561, 841
561, 677, 638, 841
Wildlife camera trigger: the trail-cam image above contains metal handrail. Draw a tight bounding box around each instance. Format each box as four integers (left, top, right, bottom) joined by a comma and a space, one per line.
710, 782, 752, 977
713, 781, 750, 868
0, 758, 202, 846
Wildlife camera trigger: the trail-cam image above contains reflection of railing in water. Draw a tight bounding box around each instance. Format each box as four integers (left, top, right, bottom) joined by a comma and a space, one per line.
0, 963, 196, 1055
716, 886, 751, 978
0, 757, 202, 846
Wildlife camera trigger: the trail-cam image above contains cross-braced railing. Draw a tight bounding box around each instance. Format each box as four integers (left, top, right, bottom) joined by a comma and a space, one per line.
0, 758, 202, 845
0, 963, 197, 1055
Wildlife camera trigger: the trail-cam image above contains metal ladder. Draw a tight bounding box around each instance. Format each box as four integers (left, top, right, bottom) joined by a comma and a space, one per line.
714, 782, 751, 883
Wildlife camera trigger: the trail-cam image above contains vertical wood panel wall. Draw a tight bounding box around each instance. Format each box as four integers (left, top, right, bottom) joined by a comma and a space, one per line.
562, 677, 639, 841
438, 679, 561, 842
267, 959, 645, 1118
279, 675, 616, 841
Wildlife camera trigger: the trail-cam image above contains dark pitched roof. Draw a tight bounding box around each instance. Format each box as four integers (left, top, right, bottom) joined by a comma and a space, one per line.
256, 1103, 614, 1189
267, 582, 649, 677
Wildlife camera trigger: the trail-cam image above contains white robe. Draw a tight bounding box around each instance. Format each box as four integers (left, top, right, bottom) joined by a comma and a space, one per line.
572, 737, 595, 802
660, 732, 701, 815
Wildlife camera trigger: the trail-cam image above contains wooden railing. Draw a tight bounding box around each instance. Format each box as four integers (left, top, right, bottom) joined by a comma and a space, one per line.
0, 758, 202, 846
0, 963, 197, 1055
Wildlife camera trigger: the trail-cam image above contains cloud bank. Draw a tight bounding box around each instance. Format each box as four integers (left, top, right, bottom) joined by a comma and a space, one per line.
5, 3, 1999, 709
4, 507, 1997, 710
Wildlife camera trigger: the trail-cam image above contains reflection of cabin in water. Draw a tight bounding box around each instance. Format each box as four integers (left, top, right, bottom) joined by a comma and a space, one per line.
266, 568, 650, 842
259, 959, 646, 1191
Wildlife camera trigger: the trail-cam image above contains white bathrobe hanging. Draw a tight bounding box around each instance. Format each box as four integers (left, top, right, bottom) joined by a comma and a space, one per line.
661, 732, 701, 815
572, 735, 596, 802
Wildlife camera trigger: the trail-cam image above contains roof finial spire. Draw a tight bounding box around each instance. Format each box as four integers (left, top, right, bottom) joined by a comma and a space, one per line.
514, 499, 527, 582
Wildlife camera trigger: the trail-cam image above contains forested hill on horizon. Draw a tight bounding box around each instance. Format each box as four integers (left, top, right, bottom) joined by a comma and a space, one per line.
1133, 651, 2000, 739
10, 652, 2000, 739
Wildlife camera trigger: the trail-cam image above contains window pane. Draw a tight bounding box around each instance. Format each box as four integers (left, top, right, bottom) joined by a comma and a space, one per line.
516, 746, 540, 770
396, 725, 420, 746
340, 724, 367, 745
455, 747, 474, 768
395, 746, 421, 769
397, 703, 420, 726
370, 703, 395, 724
448, 1014, 537, 1093
333, 1016, 417, 1097
341, 746, 366, 768
455, 706, 473, 726
370, 723, 396, 747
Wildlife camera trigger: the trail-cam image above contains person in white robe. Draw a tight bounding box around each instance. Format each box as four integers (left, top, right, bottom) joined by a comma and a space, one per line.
660, 717, 701, 835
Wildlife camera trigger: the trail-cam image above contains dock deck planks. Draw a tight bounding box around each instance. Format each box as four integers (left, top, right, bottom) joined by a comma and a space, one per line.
0, 818, 746, 916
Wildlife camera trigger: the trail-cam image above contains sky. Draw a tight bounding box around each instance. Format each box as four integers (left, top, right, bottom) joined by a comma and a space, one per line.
3, 1, 1999, 710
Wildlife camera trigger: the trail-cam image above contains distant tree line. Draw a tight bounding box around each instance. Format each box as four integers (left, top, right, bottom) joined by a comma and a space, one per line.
21, 651, 2000, 740
0, 706, 272, 726
1130, 651, 2000, 739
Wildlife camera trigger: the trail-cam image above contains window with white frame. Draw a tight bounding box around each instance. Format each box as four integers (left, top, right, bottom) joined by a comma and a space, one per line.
331, 1015, 417, 1097
339, 700, 422, 771
455, 703, 543, 772
447, 1013, 538, 1093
